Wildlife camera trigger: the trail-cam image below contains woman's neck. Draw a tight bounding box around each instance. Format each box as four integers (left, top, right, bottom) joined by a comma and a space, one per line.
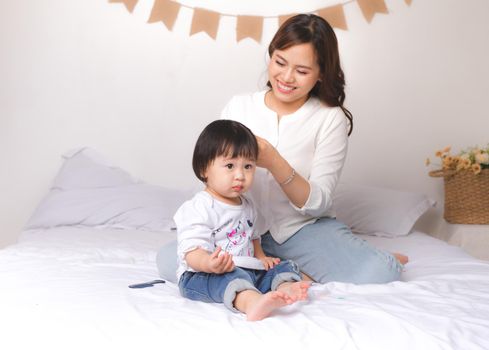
264, 90, 308, 118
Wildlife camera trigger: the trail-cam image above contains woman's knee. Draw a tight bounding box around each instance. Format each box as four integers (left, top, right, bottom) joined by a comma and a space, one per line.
289, 218, 358, 257
274, 218, 402, 284
365, 252, 402, 283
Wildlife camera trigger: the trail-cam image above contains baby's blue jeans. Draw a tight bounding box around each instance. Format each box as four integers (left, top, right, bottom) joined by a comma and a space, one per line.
261, 217, 403, 284
178, 261, 301, 312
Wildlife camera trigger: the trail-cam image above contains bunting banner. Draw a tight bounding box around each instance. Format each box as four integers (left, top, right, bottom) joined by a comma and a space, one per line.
236, 16, 263, 43
318, 5, 347, 30
191, 8, 220, 39
148, 0, 180, 30
357, 0, 389, 23
109, 0, 138, 13
110, 0, 413, 43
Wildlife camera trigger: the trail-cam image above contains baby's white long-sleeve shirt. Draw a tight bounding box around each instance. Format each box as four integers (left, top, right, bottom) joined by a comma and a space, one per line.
174, 192, 262, 281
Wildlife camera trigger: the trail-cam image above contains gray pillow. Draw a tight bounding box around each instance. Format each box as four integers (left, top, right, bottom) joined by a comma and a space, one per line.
333, 183, 436, 237
26, 147, 194, 232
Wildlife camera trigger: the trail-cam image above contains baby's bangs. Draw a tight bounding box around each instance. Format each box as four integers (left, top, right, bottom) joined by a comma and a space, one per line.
217, 137, 257, 161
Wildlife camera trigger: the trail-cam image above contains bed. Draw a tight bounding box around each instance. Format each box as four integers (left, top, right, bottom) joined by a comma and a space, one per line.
1, 148, 489, 350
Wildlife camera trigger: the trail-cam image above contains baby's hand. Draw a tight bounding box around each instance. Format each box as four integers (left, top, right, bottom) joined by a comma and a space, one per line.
207, 246, 235, 274
259, 256, 280, 271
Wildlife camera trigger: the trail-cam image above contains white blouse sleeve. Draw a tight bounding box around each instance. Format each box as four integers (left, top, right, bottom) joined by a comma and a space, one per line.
292, 108, 348, 217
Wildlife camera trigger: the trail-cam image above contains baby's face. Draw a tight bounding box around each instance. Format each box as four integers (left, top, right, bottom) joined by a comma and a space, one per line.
204, 154, 256, 205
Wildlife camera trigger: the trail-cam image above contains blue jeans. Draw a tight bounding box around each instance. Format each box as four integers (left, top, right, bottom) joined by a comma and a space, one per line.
261, 218, 402, 284
178, 261, 301, 312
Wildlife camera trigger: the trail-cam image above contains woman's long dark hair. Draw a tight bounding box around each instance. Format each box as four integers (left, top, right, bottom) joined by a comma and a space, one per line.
267, 14, 353, 135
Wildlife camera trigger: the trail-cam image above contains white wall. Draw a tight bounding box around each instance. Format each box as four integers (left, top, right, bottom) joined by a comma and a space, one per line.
1, 0, 488, 247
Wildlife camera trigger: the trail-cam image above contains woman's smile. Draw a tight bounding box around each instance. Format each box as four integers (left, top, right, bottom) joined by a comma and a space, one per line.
276, 81, 296, 94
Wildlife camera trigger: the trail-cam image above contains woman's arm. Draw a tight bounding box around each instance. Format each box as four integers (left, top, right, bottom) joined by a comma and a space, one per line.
257, 108, 348, 215
256, 136, 310, 208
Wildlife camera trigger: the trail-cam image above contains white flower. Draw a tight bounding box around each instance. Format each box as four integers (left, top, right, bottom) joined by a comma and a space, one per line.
475, 152, 489, 164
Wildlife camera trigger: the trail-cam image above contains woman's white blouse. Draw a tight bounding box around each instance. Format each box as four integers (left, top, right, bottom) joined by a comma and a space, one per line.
221, 90, 348, 244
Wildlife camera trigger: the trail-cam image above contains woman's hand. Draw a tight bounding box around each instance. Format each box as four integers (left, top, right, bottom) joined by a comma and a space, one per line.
255, 136, 279, 170
258, 256, 281, 271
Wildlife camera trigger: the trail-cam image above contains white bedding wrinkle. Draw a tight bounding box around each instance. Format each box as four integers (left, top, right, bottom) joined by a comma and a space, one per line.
1, 227, 489, 350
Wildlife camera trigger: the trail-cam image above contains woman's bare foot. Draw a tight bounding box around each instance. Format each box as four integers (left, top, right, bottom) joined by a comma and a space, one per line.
245, 291, 294, 321
393, 252, 409, 265
276, 281, 311, 301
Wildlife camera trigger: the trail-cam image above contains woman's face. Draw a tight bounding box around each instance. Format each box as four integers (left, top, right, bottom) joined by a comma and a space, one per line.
268, 43, 321, 109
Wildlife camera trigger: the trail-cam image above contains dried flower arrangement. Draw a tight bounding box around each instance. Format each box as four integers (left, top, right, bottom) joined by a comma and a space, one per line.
426, 145, 489, 175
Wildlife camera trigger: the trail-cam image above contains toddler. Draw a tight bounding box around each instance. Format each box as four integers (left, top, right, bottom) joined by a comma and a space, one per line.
174, 119, 310, 321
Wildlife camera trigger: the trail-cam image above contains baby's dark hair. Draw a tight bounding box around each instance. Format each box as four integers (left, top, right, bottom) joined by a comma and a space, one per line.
192, 120, 258, 182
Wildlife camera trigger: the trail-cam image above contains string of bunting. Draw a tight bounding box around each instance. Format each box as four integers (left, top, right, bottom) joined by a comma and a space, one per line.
109, 0, 413, 43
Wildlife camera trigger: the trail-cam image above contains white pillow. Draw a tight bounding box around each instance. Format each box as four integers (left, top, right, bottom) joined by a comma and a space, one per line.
25, 148, 194, 232
333, 183, 436, 237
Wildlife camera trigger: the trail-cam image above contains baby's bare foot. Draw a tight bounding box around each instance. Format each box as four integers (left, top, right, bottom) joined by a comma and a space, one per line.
246, 291, 294, 321
277, 281, 311, 301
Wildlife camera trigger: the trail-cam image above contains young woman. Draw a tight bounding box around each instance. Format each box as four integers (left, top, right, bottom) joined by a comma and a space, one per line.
220, 14, 407, 284
174, 120, 310, 321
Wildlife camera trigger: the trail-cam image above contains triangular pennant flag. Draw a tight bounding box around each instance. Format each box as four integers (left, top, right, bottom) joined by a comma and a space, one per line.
236, 15, 263, 43
109, 0, 138, 13
278, 14, 297, 27
190, 8, 220, 39
148, 0, 181, 30
405, 0, 413, 5
318, 5, 347, 30
357, 0, 388, 23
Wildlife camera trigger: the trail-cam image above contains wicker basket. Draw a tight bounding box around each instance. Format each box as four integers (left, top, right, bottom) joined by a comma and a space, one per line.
429, 168, 489, 224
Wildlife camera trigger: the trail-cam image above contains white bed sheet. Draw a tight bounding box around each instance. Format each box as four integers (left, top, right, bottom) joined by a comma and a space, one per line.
1, 227, 488, 350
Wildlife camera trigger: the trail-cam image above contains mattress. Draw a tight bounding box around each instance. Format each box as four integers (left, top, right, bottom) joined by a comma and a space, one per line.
1, 226, 488, 350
